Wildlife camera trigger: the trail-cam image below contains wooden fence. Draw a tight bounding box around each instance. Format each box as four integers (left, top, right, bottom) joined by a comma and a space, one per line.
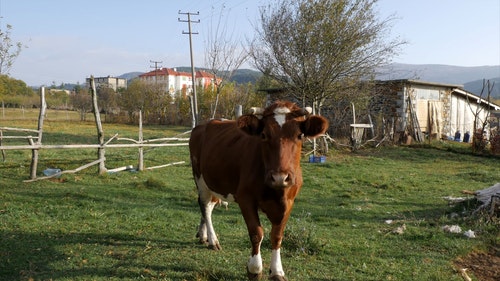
0, 77, 189, 182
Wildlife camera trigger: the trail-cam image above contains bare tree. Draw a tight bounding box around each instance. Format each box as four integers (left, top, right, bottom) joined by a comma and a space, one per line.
249, 0, 405, 114
0, 24, 24, 75
204, 4, 248, 120
469, 79, 495, 153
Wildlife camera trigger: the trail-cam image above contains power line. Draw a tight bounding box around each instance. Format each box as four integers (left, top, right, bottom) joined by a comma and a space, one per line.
149, 60, 162, 84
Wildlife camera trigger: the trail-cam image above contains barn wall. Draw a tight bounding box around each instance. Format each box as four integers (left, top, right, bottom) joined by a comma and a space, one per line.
408, 85, 498, 141
405, 84, 453, 140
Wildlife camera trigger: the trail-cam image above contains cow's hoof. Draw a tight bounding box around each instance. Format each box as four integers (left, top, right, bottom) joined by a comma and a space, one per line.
269, 275, 287, 281
196, 233, 208, 244
246, 269, 262, 280
208, 243, 221, 251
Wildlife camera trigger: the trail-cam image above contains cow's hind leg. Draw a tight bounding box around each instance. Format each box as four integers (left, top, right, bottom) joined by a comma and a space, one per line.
196, 197, 208, 244
195, 175, 221, 250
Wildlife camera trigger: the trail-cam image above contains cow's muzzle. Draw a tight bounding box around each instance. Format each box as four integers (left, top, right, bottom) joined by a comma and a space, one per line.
268, 171, 294, 188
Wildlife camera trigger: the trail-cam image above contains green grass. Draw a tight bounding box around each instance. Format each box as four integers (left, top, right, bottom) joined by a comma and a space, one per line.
1, 111, 499, 280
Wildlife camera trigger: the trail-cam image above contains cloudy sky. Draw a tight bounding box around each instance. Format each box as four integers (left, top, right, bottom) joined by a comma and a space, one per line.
2, 0, 499, 86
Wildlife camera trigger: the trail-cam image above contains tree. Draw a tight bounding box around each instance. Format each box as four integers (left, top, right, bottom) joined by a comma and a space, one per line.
97, 86, 119, 122
70, 87, 91, 121
120, 79, 170, 124
204, 4, 249, 120
470, 79, 495, 154
120, 79, 148, 123
249, 0, 405, 114
0, 24, 24, 75
0, 74, 36, 107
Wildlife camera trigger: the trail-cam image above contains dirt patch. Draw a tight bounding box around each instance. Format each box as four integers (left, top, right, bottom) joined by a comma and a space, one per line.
455, 248, 500, 281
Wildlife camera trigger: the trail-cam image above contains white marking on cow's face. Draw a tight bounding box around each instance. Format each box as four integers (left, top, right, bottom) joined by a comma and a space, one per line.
270, 249, 285, 277
273, 107, 291, 127
247, 254, 263, 274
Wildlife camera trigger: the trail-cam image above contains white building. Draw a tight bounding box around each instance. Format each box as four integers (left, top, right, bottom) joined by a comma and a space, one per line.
138, 68, 219, 96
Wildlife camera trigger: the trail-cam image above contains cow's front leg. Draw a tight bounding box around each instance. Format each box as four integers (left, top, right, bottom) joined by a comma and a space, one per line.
269, 222, 287, 281
240, 204, 264, 280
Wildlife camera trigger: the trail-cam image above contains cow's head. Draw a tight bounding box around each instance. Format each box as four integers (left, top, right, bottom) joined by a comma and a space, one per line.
237, 101, 329, 189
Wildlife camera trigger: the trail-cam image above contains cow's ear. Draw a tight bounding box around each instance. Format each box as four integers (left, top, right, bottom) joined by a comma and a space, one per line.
237, 115, 264, 135
301, 115, 329, 138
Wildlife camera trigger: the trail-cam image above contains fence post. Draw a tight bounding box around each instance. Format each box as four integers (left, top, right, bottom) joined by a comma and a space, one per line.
30, 87, 47, 179
90, 76, 107, 174
235, 105, 242, 118
138, 110, 144, 171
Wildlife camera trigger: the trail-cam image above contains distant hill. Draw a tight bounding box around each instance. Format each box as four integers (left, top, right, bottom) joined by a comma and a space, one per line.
113, 64, 500, 99
118, 72, 143, 82
170, 67, 262, 84
463, 77, 500, 99
377, 63, 500, 84
377, 63, 500, 98
230, 69, 262, 84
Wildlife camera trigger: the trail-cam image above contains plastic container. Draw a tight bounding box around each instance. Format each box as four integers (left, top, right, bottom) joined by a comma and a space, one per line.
309, 155, 326, 163
43, 168, 62, 177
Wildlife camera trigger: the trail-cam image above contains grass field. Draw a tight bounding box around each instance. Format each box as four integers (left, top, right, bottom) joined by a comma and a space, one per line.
1, 110, 499, 280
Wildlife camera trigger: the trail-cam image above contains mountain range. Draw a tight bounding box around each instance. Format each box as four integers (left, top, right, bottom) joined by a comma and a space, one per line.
117, 63, 500, 99
376, 63, 500, 98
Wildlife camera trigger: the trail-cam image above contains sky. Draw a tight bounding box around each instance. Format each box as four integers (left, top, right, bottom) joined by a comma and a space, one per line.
1, 0, 499, 86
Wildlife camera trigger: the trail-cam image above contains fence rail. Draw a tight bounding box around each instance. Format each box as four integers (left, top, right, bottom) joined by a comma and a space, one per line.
0, 78, 190, 181
0, 142, 189, 150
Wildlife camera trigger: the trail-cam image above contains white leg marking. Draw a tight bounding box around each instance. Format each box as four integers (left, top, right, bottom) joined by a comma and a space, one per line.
247, 254, 263, 274
270, 249, 285, 277
204, 201, 219, 247
196, 175, 220, 248
274, 107, 291, 127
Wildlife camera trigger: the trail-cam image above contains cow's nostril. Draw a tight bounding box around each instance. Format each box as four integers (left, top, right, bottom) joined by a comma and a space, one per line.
271, 172, 293, 187
284, 174, 291, 183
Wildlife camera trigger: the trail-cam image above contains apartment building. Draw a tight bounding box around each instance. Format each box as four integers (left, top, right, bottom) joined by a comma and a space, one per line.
86, 76, 127, 91
138, 68, 219, 96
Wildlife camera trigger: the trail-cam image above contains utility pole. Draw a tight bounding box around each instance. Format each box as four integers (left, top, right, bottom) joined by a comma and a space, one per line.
150, 60, 162, 84
178, 10, 199, 128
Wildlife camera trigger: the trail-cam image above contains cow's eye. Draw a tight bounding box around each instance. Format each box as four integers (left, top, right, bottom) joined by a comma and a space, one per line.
298, 133, 304, 140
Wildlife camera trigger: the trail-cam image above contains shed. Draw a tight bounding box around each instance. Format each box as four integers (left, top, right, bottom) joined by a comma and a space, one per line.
371, 79, 500, 142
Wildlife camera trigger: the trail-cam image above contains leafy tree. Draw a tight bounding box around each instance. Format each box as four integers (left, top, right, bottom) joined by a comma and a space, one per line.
120, 79, 148, 123
249, 0, 405, 114
97, 86, 119, 122
0, 24, 24, 75
172, 89, 192, 126
70, 87, 91, 121
46, 89, 70, 109
120, 79, 171, 124
0, 74, 35, 107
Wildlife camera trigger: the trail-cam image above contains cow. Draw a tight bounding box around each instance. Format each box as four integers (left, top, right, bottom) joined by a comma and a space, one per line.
189, 100, 328, 281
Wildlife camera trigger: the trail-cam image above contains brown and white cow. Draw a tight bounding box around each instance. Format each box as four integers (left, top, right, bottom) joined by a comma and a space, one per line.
189, 100, 328, 281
